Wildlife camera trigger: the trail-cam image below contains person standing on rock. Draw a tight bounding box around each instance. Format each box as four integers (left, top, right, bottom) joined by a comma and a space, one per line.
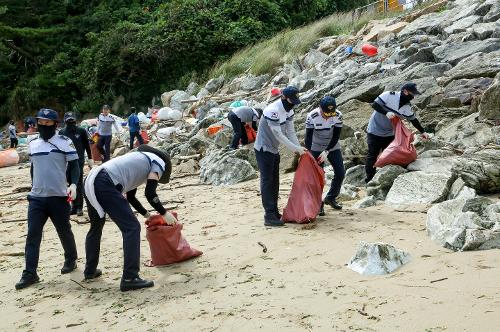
365, 82, 429, 183
15, 108, 80, 290
227, 106, 263, 150
254, 86, 307, 227
127, 107, 144, 150
8, 120, 18, 148
97, 104, 120, 162
59, 112, 94, 216
305, 96, 345, 215
83, 145, 175, 291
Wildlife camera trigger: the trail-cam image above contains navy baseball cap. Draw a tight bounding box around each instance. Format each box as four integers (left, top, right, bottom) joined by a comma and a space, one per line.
64, 112, 76, 122
36, 108, 59, 122
401, 82, 421, 95
282, 86, 301, 105
320, 96, 337, 112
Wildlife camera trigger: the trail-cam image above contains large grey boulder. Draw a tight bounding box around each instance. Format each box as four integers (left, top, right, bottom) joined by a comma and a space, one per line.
340, 134, 368, 169
440, 51, 500, 84
432, 39, 500, 66
407, 155, 458, 174
426, 197, 500, 251
385, 171, 455, 207
467, 22, 500, 40
479, 72, 500, 121
444, 15, 482, 35
452, 148, 500, 194
348, 241, 411, 276
204, 76, 224, 93
366, 165, 407, 200
438, 77, 493, 107
447, 177, 477, 200
436, 113, 497, 149
200, 149, 257, 185
339, 99, 373, 133
353, 195, 377, 209
170, 91, 192, 111
303, 49, 328, 68
344, 165, 366, 187
407, 63, 452, 80
161, 90, 180, 107
240, 74, 270, 91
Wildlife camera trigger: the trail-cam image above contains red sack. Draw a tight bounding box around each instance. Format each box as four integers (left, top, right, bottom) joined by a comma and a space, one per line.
134, 130, 150, 148
244, 124, 257, 143
145, 214, 202, 266
282, 152, 325, 224
374, 117, 417, 168
90, 143, 102, 162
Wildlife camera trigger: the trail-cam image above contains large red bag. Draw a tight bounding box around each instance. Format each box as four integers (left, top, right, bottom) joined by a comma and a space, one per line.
134, 130, 150, 148
374, 117, 417, 168
244, 124, 257, 143
90, 143, 102, 162
281, 152, 325, 224
145, 214, 202, 266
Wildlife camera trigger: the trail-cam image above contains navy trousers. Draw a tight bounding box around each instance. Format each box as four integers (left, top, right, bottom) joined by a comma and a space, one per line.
84, 170, 141, 279
129, 131, 144, 150
311, 150, 345, 200
228, 111, 248, 149
24, 196, 77, 275
255, 148, 280, 220
97, 135, 112, 162
365, 133, 394, 183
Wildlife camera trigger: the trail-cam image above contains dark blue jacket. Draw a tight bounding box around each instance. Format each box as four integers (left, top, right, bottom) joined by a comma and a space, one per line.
128, 113, 140, 132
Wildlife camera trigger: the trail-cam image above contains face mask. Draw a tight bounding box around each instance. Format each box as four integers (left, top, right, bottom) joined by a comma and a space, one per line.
281, 98, 294, 111
66, 122, 77, 131
400, 92, 414, 106
38, 124, 56, 141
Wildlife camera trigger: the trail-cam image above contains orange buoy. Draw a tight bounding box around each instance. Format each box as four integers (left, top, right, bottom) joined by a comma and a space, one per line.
361, 44, 378, 57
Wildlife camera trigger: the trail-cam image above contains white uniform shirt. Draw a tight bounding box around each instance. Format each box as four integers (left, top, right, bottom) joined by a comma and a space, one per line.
305, 108, 343, 151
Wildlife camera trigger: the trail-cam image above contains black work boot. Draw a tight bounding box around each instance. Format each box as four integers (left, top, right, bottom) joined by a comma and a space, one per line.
120, 277, 154, 292
61, 261, 77, 274
324, 197, 343, 210
84, 269, 102, 280
318, 203, 325, 216
15, 271, 40, 290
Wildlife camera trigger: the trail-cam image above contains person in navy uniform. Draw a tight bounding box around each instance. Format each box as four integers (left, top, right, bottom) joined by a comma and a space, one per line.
305, 96, 345, 215
59, 112, 94, 216
15, 109, 80, 290
83, 145, 174, 291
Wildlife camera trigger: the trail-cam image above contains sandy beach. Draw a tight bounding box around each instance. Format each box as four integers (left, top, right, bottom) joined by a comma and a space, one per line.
0, 164, 499, 331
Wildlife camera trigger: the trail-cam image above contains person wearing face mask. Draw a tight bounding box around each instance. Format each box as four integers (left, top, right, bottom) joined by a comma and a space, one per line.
59, 112, 93, 216
365, 82, 430, 183
15, 109, 80, 290
254, 86, 307, 227
97, 104, 120, 162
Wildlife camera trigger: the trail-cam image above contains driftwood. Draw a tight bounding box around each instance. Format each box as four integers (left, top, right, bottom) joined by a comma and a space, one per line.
176, 154, 201, 161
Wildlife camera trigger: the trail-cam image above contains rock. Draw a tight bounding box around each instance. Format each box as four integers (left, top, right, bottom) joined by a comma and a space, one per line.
196, 101, 219, 121
407, 63, 452, 80
366, 21, 409, 42
412, 76, 442, 109
385, 171, 455, 207
398, 11, 447, 36
344, 165, 366, 187
240, 74, 270, 91
170, 91, 192, 111
433, 39, 500, 66
278, 145, 299, 173
340, 134, 368, 169
161, 90, 180, 107
401, 46, 436, 65
336, 79, 386, 105
303, 49, 328, 68
16, 147, 29, 163
204, 76, 224, 93
339, 99, 373, 133
448, 178, 477, 200
185, 82, 200, 96
354, 63, 381, 80
452, 148, 500, 194
366, 165, 407, 200
317, 37, 339, 54
353, 196, 377, 209
348, 241, 411, 276
213, 128, 232, 148
440, 77, 493, 107
441, 51, 500, 84
436, 113, 496, 149
468, 22, 500, 40
444, 15, 482, 35
200, 149, 257, 185
426, 197, 500, 251
407, 155, 458, 174
336, 184, 359, 202
175, 159, 199, 174
479, 72, 500, 121
196, 88, 210, 99
112, 146, 128, 158
483, 1, 500, 22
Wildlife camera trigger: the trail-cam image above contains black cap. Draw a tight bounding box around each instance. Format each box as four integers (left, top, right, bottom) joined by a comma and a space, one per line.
281, 86, 301, 105
401, 82, 421, 95
137, 145, 172, 184
64, 112, 76, 122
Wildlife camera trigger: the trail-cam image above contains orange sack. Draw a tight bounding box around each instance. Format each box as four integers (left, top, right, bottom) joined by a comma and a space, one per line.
374, 117, 417, 168
0, 149, 20, 168
244, 124, 256, 143
145, 214, 202, 267
281, 152, 325, 224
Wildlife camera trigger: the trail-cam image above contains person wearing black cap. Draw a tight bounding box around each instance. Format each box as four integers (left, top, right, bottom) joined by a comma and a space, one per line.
254, 86, 307, 227
365, 82, 429, 183
127, 107, 144, 150
227, 106, 263, 150
15, 108, 80, 290
305, 96, 345, 215
60, 112, 93, 216
83, 145, 173, 291
97, 104, 120, 162
8, 120, 18, 148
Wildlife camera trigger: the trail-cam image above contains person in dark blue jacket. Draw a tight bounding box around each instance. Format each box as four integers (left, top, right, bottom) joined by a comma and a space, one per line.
127, 107, 143, 150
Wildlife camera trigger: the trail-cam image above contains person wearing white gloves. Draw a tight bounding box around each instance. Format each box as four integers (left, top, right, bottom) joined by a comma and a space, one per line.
305, 96, 345, 215
83, 145, 173, 291
60, 112, 94, 216
254, 86, 307, 227
96, 104, 120, 162
365, 82, 430, 183
15, 109, 80, 290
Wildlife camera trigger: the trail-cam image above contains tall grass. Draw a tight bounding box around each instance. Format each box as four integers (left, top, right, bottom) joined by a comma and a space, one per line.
209, 1, 440, 80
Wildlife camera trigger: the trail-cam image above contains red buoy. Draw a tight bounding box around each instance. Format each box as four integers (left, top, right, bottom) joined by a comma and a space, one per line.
361, 44, 378, 57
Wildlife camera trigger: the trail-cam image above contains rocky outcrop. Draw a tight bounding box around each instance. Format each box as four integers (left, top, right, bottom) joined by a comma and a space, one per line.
478, 72, 500, 120
200, 149, 257, 186
348, 242, 411, 275
367, 165, 407, 200
452, 148, 500, 194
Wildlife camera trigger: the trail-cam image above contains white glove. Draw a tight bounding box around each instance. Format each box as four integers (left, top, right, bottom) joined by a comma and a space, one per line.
88, 159, 94, 169
162, 211, 177, 225
318, 151, 328, 163
386, 112, 396, 119
420, 132, 430, 140
67, 184, 77, 200
296, 146, 307, 156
